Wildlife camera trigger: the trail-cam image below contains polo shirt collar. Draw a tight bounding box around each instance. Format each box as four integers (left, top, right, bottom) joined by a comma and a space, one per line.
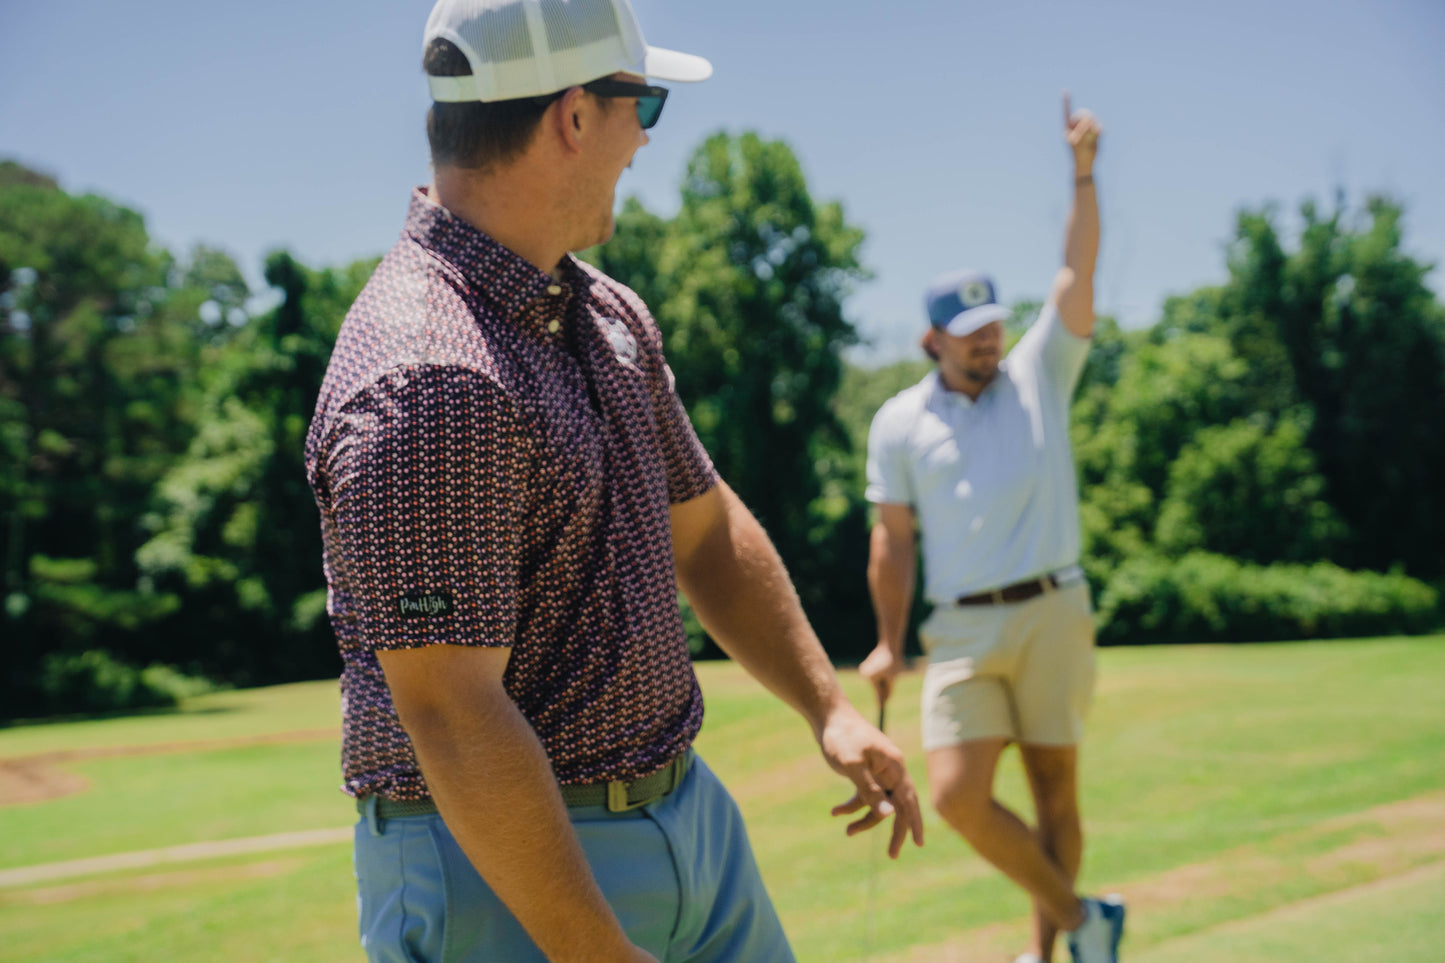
926, 365, 1009, 411
404, 187, 583, 331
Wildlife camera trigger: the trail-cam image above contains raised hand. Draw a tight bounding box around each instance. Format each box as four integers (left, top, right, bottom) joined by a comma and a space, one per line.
1063, 91, 1101, 176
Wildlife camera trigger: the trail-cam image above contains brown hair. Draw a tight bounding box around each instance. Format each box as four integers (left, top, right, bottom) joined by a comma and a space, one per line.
424, 38, 554, 171
921, 327, 941, 362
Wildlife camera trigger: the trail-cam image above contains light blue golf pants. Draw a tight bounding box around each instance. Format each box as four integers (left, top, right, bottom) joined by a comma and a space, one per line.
353, 753, 796, 962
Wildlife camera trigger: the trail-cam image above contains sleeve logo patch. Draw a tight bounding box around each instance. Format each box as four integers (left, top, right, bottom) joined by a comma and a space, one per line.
397, 592, 455, 619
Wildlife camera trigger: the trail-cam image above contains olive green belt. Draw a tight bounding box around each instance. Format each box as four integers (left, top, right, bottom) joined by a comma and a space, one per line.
356, 750, 692, 820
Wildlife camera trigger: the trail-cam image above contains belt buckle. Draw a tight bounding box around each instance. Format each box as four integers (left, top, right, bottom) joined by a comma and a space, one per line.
606, 779, 648, 813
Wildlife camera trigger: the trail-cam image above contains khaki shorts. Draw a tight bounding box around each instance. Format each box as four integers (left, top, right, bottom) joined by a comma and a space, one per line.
920, 581, 1096, 750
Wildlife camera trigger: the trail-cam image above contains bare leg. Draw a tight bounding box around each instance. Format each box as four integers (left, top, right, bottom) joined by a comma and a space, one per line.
1019, 743, 1083, 962
926, 739, 1085, 933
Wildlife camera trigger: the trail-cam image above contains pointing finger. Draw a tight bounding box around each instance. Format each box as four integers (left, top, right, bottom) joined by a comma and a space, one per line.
1063, 90, 1073, 129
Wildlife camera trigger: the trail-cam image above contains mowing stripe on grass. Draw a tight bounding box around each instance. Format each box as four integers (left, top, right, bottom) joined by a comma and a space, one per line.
875, 788, 1445, 962
0, 827, 352, 889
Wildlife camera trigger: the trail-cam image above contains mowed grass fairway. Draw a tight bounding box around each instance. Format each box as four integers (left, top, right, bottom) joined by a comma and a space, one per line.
1, 637, 1443, 962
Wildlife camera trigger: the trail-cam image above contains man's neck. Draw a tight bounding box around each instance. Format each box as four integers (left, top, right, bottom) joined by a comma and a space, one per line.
937, 365, 993, 401
431, 167, 570, 276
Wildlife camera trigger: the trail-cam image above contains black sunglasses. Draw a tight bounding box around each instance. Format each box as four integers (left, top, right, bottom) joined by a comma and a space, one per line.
531, 78, 669, 130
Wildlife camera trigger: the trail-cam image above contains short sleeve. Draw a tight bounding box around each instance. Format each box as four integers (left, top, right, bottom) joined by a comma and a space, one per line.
1007, 301, 1092, 399
319, 365, 529, 650
865, 400, 914, 507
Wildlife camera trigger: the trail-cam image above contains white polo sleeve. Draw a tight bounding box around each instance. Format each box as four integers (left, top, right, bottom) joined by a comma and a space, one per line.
865, 397, 915, 507
1009, 301, 1092, 399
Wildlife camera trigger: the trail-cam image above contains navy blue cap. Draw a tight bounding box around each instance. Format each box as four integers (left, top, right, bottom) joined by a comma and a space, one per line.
925, 269, 1009, 337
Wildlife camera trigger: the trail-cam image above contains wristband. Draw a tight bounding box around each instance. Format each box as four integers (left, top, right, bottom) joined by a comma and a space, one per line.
1075, 174, 1094, 187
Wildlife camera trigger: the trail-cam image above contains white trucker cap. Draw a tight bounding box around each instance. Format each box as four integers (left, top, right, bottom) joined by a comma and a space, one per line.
424, 0, 713, 103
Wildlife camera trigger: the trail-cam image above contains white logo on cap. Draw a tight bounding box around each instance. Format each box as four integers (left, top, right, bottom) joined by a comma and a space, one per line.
959, 280, 991, 308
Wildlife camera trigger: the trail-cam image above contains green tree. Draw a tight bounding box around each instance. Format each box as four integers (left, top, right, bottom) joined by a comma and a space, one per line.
136, 252, 375, 684
1070, 331, 1256, 582
0, 162, 230, 714
1268, 197, 1445, 576
1154, 414, 1345, 564
593, 132, 872, 657
1153, 197, 1445, 577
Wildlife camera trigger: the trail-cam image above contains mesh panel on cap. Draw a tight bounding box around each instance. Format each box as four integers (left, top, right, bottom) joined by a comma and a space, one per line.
456, 2, 534, 63
538, 0, 624, 52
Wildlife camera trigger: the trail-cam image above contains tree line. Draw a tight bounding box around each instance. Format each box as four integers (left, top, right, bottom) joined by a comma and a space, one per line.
2, 136, 1442, 719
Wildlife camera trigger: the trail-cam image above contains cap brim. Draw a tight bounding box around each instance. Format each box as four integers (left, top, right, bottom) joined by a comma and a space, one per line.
940, 304, 1009, 337
644, 45, 713, 83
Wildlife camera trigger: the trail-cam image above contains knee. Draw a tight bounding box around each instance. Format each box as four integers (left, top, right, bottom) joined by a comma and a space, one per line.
931, 780, 991, 839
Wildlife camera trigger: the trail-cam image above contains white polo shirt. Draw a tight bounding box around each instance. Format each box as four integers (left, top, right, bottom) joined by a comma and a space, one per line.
865, 303, 1091, 604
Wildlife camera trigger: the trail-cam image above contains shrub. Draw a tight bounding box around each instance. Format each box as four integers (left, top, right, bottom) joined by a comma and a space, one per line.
1095, 552, 1440, 645
28, 649, 219, 718
1154, 415, 1345, 564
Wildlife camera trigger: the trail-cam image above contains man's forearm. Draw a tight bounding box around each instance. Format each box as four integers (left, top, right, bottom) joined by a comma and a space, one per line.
399, 690, 639, 962
1064, 174, 1099, 284
867, 523, 915, 658
675, 488, 844, 736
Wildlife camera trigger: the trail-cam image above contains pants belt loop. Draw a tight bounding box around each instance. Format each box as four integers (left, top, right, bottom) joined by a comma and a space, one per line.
364, 795, 385, 837
991, 589, 1004, 605
1042, 574, 1056, 594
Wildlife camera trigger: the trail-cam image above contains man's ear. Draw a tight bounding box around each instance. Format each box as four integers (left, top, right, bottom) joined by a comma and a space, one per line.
551, 85, 588, 154
921, 327, 941, 361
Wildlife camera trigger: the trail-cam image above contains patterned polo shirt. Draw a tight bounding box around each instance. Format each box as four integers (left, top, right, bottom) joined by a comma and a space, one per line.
305, 188, 719, 801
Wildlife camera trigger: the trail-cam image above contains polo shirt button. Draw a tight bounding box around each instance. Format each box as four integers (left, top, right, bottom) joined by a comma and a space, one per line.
547, 319, 561, 334
546, 284, 563, 296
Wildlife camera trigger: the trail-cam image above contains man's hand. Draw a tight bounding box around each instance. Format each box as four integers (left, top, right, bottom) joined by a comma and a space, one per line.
1064, 92, 1101, 176
822, 704, 925, 859
859, 643, 903, 709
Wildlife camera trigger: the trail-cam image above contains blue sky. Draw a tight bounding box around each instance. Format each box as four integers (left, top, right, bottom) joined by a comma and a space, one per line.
2, 0, 1442, 363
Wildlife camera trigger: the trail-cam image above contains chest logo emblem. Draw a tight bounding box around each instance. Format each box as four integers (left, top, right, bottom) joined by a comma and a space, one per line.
598, 317, 639, 370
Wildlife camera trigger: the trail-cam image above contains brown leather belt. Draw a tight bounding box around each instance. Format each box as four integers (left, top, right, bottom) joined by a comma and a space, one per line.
955, 574, 1060, 607
356, 750, 692, 822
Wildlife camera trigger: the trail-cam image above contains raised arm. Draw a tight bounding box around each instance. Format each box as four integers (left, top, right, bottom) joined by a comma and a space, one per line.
1052, 92, 1101, 339
670, 481, 924, 858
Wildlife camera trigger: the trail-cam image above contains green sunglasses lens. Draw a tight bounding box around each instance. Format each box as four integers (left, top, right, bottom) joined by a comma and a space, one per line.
635, 94, 664, 129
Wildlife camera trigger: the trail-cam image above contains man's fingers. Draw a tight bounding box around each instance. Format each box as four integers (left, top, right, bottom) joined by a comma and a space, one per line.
835, 784, 924, 855
849, 759, 890, 810
887, 802, 909, 858
887, 792, 926, 858
846, 807, 888, 836
900, 783, 925, 850
832, 792, 893, 816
